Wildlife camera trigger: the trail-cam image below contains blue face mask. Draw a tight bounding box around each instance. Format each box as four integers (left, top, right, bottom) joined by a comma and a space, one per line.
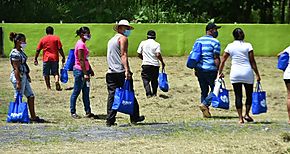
213, 31, 219, 38
123, 30, 131, 37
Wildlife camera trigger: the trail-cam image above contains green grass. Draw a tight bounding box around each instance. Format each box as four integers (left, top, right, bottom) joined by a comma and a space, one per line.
1, 23, 290, 57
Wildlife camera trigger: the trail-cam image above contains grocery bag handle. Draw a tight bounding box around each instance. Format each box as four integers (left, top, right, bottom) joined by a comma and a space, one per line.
161, 67, 165, 73
12, 91, 22, 113
218, 78, 227, 89
123, 79, 132, 91
255, 81, 263, 92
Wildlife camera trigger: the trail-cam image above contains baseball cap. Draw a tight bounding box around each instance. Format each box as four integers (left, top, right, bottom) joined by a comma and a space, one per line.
206, 23, 221, 31
147, 30, 156, 38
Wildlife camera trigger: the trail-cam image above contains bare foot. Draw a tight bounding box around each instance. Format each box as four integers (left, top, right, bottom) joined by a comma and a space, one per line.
239, 119, 244, 124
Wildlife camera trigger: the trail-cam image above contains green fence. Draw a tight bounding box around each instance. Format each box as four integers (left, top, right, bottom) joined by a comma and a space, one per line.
1, 23, 290, 57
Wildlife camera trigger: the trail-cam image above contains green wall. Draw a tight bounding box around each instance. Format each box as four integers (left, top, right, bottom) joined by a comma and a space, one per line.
1, 23, 290, 57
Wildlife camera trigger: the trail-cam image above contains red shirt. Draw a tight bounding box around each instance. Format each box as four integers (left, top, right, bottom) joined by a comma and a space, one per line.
37, 35, 62, 62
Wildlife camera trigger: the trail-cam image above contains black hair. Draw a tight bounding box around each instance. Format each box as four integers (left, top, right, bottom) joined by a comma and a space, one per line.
233, 28, 245, 40
9, 32, 25, 47
147, 30, 156, 39
76, 27, 90, 36
46, 26, 54, 34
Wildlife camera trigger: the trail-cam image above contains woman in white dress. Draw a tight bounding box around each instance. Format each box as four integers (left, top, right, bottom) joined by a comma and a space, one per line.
278, 46, 290, 124
218, 28, 261, 124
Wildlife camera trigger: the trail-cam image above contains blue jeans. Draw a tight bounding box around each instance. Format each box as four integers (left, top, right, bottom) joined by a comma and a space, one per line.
70, 69, 91, 114
196, 70, 217, 107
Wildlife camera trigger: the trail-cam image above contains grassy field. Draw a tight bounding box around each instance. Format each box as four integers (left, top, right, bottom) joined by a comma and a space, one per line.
0, 56, 290, 153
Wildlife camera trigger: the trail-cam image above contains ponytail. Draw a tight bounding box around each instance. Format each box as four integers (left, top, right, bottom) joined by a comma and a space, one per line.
75, 27, 90, 37
9, 32, 26, 47
9, 32, 17, 42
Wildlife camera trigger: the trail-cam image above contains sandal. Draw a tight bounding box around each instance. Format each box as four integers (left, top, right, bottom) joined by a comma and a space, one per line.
85, 113, 100, 119
55, 82, 62, 91
30, 116, 45, 123
244, 116, 254, 122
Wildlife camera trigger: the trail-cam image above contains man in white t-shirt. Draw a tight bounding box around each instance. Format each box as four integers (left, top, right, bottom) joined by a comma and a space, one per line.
137, 30, 165, 98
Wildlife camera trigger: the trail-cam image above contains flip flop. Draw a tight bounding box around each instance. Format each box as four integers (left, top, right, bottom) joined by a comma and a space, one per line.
55, 82, 62, 91
244, 116, 254, 122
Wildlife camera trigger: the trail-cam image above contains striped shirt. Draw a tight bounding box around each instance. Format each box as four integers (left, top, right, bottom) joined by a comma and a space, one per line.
196, 35, 220, 71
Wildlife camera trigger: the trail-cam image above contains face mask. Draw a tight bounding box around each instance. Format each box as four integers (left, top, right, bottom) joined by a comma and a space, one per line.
84, 34, 91, 40
20, 43, 27, 49
213, 31, 219, 38
123, 30, 131, 37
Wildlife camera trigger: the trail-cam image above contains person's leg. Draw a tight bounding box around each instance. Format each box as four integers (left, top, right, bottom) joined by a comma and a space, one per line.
129, 79, 145, 123
151, 66, 159, 96
202, 71, 218, 106
196, 71, 209, 105
244, 83, 254, 122
233, 83, 244, 123
285, 81, 290, 124
70, 69, 83, 116
82, 79, 91, 114
106, 73, 125, 125
43, 62, 51, 90
141, 65, 152, 97
51, 61, 61, 91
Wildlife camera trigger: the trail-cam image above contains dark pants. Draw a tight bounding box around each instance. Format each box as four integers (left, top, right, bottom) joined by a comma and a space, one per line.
232, 83, 253, 109
196, 70, 217, 106
106, 72, 140, 124
141, 65, 159, 96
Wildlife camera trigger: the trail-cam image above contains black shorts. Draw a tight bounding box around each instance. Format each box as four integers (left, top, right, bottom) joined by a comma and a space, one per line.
43, 61, 59, 76
284, 79, 290, 84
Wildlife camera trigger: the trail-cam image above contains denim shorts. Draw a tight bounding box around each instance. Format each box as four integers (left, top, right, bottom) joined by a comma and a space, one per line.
43, 61, 59, 76
10, 73, 34, 98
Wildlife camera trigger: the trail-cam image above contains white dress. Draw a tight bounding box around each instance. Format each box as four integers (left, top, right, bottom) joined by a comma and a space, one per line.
283, 46, 290, 79
224, 40, 254, 84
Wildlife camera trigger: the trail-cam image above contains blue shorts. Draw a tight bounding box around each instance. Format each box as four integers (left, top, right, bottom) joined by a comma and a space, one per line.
11, 73, 34, 98
43, 61, 59, 76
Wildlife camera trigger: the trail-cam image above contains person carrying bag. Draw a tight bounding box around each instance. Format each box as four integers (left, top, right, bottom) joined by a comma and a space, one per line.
7, 92, 30, 123
212, 78, 230, 110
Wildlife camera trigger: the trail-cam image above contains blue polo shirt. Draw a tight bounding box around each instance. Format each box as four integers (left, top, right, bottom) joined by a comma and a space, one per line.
195, 35, 220, 72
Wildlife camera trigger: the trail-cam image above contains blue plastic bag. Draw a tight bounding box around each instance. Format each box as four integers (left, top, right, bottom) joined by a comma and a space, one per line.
7, 92, 30, 123
212, 79, 230, 110
60, 68, 68, 83
64, 49, 75, 71
112, 80, 135, 115
252, 82, 267, 115
186, 42, 202, 69
158, 69, 169, 92
277, 52, 289, 71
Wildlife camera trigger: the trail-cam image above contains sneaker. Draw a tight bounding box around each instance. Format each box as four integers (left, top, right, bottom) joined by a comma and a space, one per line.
30, 116, 45, 123
71, 113, 81, 119
85, 113, 100, 119
199, 104, 211, 118
131, 115, 145, 124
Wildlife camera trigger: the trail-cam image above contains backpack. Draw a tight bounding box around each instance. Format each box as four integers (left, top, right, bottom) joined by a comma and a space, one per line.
277, 52, 289, 71
186, 42, 202, 69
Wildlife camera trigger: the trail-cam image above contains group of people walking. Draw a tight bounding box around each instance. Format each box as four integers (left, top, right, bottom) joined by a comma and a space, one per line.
8, 20, 290, 125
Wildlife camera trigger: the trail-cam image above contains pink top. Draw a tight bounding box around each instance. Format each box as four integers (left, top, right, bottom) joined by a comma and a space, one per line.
74, 39, 90, 71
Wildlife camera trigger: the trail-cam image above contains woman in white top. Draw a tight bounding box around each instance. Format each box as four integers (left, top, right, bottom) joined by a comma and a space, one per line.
218, 28, 261, 124
278, 46, 290, 124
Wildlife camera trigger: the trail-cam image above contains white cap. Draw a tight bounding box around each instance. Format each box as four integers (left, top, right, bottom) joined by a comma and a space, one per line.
113, 19, 134, 31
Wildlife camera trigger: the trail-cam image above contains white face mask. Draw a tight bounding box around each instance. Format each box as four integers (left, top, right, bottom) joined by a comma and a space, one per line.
20, 43, 27, 49
84, 34, 91, 40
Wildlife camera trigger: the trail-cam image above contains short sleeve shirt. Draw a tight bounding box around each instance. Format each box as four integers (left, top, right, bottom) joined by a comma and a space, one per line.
74, 39, 90, 71
137, 39, 161, 66
9, 48, 29, 74
37, 35, 62, 62
224, 40, 254, 84
196, 35, 221, 71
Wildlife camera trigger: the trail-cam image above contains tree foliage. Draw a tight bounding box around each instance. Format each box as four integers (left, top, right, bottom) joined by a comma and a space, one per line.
0, 0, 290, 23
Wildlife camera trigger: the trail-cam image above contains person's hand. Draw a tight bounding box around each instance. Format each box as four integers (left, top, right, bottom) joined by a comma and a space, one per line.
219, 72, 224, 78
256, 75, 261, 82
62, 57, 65, 64
84, 74, 90, 81
162, 62, 165, 69
125, 70, 132, 80
34, 59, 38, 66
16, 82, 21, 91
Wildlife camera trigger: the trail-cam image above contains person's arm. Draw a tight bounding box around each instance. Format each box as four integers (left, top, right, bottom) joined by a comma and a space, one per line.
34, 49, 41, 65
119, 36, 131, 79
156, 52, 165, 69
58, 48, 65, 64
11, 61, 21, 90
77, 49, 90, 81
218, 52, 230, 78
214, 54, 221, 71
249, 50, 261, 81
138, 53, 143, 60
